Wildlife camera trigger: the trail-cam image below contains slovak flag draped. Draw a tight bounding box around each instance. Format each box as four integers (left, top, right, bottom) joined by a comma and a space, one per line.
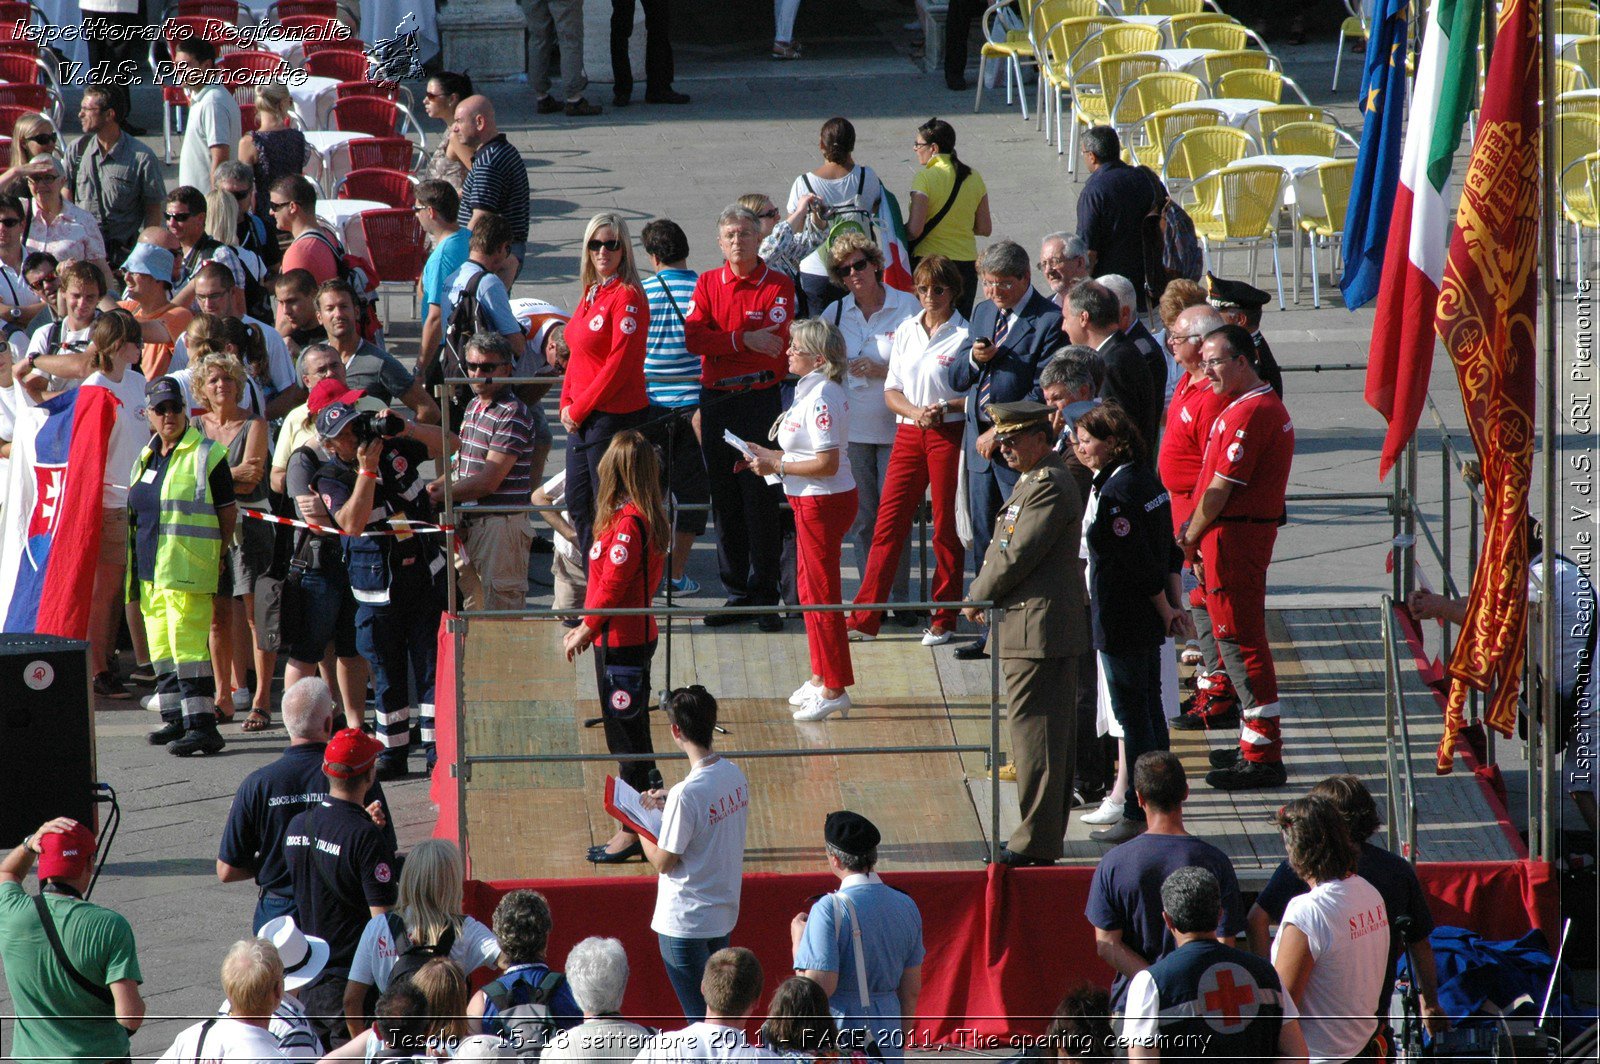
0, 381, 118, 637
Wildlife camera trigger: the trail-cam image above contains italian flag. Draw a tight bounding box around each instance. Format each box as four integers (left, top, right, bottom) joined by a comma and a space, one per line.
1363, 0, 1481, 480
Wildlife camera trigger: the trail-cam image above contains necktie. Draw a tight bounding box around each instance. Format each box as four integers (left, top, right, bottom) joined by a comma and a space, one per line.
977, 313, 1009, 416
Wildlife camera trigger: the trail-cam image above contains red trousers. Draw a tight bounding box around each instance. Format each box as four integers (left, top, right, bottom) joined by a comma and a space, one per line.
1201, 522, 1281, 763
793, 488, 858, 690
848, 421, 965, 636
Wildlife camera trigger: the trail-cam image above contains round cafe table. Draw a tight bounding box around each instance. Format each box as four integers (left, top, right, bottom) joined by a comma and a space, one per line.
288, 75, 341, 132
315, 197, 388, 260
302, 129, 373, 194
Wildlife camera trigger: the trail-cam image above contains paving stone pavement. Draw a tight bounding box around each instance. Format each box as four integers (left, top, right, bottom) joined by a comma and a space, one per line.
5, 19, 1593, 1053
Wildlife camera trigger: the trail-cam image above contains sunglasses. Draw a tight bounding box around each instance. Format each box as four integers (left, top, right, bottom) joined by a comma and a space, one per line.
838, 259, 872, 275
27, 174, 57, 183
423, 89, 446, 100
0, 217, 22, 228
465, 360, 506, 373
31, 273, 57, 285
758, 208, 780, 220
27, 132, 56, 144
268, 201, 291, 212
151, 401, 185, 415
915, 284, 948, 296
586, 238, 622, 252
164, 211, 193, 223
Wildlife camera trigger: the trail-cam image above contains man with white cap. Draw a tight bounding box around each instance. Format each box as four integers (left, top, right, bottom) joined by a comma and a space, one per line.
219, 916, 330, 1062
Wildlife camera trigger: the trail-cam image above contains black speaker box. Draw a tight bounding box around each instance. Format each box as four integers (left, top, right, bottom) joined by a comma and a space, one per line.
0, 633, 96, 843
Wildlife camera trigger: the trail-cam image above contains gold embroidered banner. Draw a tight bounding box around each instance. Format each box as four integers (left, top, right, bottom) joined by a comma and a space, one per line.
1431, 0, 1540, 773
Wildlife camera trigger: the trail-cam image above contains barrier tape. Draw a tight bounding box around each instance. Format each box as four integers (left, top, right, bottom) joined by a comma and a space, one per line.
240, 508, 454, 538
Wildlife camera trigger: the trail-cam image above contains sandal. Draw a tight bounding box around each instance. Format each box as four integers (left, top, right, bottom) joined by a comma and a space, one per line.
242, 708, 272, 732
771, 40, 802, 60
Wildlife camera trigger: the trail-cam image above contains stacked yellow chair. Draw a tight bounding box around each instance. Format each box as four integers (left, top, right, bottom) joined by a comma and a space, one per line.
1098, 22, 1164, 54
1037, 20, 1109, 145
1560, 152, 1600, 284
1162, 122, 1255, 195
1216, 68, 1312, 104
1113, 70, 1208, 145
1198, 49, 1277, 90
1256, 103, 1331, 142
1180, 21, 1269, 51
975, 0, 1039, 119
1266, 121, 1359, 156
1067, 52, 1163, 165
1134, 106, 1229, 168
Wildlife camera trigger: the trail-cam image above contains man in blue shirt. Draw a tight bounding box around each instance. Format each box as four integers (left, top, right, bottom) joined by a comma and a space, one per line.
1084, 752, 1243, 1013
216, 678, 395, 931
414, 179, 472, 387
792, 811, 924, 1060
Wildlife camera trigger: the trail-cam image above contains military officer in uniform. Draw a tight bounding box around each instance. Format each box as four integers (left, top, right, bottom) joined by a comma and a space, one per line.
961, 401, 1088, 866
1205, 275, 1282, 398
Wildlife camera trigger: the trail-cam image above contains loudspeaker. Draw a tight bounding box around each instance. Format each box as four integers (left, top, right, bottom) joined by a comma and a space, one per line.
0, 633, 95, 844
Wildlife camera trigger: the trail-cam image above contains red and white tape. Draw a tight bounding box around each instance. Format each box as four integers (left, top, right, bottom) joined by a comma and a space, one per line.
240, 508, 454, 538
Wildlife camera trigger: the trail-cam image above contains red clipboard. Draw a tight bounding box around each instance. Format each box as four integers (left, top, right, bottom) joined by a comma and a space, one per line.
604, 775, 661, 844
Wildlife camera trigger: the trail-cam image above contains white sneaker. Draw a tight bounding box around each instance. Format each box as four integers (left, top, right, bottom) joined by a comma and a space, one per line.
231, 688, 251, 712
793, 692, 851, 721
1081, 796, 1124, 825
920, 628, 952, 646
846, 628, 875, 643
788, 680, 822, 706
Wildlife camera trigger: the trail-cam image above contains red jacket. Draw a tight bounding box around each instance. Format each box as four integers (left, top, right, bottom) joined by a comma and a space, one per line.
561, 277, 650, 424
683, 261, 794, 389
1158, 372, 1229, 533
583, 501, 664, 646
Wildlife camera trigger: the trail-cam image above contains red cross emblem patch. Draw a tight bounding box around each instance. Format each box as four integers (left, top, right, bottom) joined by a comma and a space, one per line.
1197, 962, 1260, 1033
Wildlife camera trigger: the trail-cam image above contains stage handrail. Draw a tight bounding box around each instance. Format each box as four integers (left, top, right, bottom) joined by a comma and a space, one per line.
1380, 595, 1420, 863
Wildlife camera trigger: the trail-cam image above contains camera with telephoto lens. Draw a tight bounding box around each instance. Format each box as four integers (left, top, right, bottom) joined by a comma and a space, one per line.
350, 408, 404, 443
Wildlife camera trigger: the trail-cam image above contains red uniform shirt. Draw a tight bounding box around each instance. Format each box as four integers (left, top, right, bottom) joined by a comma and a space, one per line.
683, 261, 794, 389
1159, 372, 1230, 532
560, 277, 650, 424
584, 501, 665, 646
1193, 383, 1294, 521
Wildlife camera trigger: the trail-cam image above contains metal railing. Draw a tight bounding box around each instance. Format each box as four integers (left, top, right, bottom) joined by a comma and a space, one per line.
431, 376, 1012, 868
1380, 595, 1420, 863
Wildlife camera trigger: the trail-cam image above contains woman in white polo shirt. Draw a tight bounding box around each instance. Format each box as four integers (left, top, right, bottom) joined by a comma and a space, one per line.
846, 255, 968, 648
745, 320, 857, 722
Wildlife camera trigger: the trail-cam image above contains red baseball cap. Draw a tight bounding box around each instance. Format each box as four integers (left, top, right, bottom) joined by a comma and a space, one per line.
37, 823, 96, 881
324, 728, 385, 778
307, 379, 362, 415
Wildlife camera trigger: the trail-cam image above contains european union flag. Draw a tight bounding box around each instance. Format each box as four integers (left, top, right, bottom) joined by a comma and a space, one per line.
1339, 0, 1410, 309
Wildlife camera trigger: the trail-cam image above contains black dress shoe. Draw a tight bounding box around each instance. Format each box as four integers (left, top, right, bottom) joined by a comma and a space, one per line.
755, 613, 783, 633
645, 89, 691, 104
168, 726, 226, 757
587, 840, 644, 863
990, 846, 1054, 867
535, 95, 562, 114
1206, 758, 1287, 791
147, 720, 184, 745
954, 642, 989, 660
613, 92, 632, 107
703, 605, 744, 628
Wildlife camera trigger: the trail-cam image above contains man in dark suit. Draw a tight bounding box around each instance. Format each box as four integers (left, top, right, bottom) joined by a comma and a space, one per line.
1101, 272, 1173, 411
1063, 279, 1160, 455
1076, 126, 1158, 309
1206, 273, 1283, 398
946, 240, 1064, 656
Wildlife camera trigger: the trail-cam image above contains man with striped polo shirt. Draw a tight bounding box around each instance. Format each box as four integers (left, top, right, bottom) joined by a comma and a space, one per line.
452, 96, 530, 289
640, 218, 708, 594
428, 333, 536, 612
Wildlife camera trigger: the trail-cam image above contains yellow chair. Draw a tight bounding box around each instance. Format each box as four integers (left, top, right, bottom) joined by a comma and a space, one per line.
1266, 120, 1359, 156
975, 0, 1038, 119
1559, 151, 1600, 284
1183, 163, 1288, 307
1024, 2, 1103, 132
1037, 21, 1107, 146
1557, 7, 1600, 34
1333, 0, 1369, 90
1180, 21, 1268, 50
1113, 70, 1208, 142
1132, 106, 1227, 167
1295, 158, 1355, 307
1166, 11, 1235, 43
1256, 103, 1332, 141
1555, 112, 1600, 178
1216, 68, 1312, 104
1137, 0, 1203, 14
1098, 22, 1164, 54
1567, 35, 1599, 76
1198, 49, 1277, 90
1556, 59, 1592, 95
1162, 122, 1256, 194
1068, 52, 1163, 165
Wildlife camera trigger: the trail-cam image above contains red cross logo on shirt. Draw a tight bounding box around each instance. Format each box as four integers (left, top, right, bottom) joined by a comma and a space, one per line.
27, 464, 66, 539
1198, 963, 1259, 1032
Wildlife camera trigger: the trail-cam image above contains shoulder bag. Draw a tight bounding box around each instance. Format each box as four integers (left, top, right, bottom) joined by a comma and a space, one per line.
32, 893, 114, 1007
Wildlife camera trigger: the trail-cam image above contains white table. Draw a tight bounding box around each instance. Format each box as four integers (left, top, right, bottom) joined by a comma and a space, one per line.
361, 0, 439, 64
258, 35, 306, 68
1149, 47, 1217, 72
1171, 96, 1272, 130
302, 129, 373, 192
289, 75, 340, 131
1225, 153, 1330, 210
316, 198, 387, 259
1557, 33, 1583, 57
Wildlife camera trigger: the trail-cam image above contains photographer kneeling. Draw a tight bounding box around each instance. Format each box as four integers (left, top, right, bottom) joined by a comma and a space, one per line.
314, 393, 457, 780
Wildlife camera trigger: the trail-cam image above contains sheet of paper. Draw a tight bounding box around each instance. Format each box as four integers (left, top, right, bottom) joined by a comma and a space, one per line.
605, 775, 663, 843
722, 429, 782, 486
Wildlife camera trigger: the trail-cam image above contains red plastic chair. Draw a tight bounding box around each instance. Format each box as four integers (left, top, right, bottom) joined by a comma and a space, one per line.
267, 0, 337, 18
162, 0, 243, 19
302, 36, 364, 57
0, 1, 41, 26
0, 103, 33, 133
304, 49, 368, 81
358, 207, 428, 318
0, 51, 45, 84
346, 135, 420, 172
0, 83, 58, 125
335, 81, 415, 112
330, 96, 401, 138
219, 50, 287, 76
336, 167, 416, 208
277, 13, 341, 37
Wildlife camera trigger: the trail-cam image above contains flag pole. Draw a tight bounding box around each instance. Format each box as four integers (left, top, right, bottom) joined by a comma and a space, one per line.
1537, 0, 1558, 863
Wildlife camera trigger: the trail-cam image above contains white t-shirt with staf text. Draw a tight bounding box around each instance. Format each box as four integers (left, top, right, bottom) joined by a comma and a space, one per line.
1272, 874, 1389, 1064
650, 756, 749, 939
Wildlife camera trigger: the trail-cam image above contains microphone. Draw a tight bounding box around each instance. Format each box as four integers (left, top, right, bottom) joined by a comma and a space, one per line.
716, 370, 775, 388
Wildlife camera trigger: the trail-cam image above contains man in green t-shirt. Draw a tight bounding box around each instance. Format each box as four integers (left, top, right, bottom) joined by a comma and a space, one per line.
0, 818, 145, 1064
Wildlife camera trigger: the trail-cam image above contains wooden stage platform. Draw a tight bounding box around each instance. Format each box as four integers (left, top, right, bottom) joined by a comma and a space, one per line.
452, 608, 1522, 884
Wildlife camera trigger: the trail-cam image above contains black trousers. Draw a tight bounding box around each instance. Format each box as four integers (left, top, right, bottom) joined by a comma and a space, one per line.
595, 639, 657, 791
84, 10, 143, 69
943, 0, 985, 85
566, 405, 651, 568
641, 404, 710, 536
610, 0, 674, 98
698, 386, 783, 606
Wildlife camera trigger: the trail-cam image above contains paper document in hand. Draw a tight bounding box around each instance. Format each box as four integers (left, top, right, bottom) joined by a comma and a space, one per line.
722, 429, 782, 485
604, 775, 663, 843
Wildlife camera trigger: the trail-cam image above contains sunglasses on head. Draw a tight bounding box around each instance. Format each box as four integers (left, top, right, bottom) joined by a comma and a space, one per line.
164, 211, 193, 223
587, 238, 622, 252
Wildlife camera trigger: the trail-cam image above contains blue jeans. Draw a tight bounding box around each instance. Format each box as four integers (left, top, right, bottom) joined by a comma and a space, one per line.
252, 889, 296, 933
355, 576, 443, 752
658, 933, 730, 1021
1102, 644, 1168, 823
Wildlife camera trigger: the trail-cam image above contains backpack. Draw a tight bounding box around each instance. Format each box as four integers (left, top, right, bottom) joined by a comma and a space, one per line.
295, 228, 382, 340
1137, 166, 1203, 305
385, 913, 457, 989
483, 968, 567, 1062
804, 167, 883, 263
436, 264, 497, 421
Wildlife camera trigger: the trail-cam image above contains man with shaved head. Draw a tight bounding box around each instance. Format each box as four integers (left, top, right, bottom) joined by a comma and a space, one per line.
452, 96, 530, 289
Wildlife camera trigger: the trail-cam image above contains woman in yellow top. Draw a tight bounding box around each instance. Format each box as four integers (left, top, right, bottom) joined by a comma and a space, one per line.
906, 118, 991, 318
